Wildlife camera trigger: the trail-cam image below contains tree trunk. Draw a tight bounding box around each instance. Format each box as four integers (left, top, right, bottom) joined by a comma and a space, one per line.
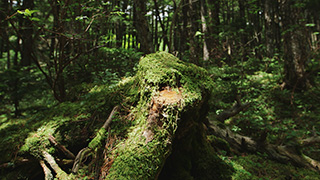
207, 0, 223, 65
264, 0, 275, 58
186, 0, 199, 64
200, 0, 209, 62
281, 0, 310, 90
20, 0, 34, 67
133, 0, 154, 54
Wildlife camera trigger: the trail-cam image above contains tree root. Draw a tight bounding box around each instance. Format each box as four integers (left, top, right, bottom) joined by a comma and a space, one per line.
72, 105, 119, 174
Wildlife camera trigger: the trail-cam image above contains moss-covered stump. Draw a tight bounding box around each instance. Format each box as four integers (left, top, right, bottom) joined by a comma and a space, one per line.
106, 52, 233, 179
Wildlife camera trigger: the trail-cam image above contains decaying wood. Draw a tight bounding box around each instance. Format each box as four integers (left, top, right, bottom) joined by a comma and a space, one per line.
48, 134, 75, 159
216, 95, 251, 122
208, 123, 320, 171
39, 160, 53, 180
42, 151, 69, 179
72, 147, 91, 174
300, 136, 320, 146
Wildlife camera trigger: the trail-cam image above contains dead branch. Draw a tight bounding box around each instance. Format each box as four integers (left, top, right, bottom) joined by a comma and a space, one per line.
48, 134, 75, 159
216, 97, 251, 122
300, 136, 320, 146
39, 160, 53, 180
42, 151, 69, 179
208, 123, 320, 171
103, 106, 120, 129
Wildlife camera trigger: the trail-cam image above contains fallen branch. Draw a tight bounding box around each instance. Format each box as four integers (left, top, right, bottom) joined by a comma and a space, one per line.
208, 123, 320, 171
39, 160, 53, 180
300, 136, 320, 146
48, 134, 75, 159
217, 96, 251, 122
42, 151, 69, 179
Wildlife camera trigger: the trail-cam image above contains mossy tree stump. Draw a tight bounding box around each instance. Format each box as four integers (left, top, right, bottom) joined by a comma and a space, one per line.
106, 52, 232, 179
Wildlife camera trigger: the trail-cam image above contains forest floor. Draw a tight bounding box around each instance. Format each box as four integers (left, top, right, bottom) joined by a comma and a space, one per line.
1, 53, 320, 179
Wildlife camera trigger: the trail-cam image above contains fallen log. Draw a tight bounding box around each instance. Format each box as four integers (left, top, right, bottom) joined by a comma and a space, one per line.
208, 123, 320, 171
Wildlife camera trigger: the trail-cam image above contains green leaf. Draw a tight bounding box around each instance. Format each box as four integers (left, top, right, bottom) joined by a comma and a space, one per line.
17, 9, 39, 17
305, 23, 315, 27
195, 31, 203, 37
30, 17, 40, 21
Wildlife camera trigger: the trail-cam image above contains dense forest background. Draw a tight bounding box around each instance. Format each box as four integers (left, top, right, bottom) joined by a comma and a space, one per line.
1, 0, 320, 179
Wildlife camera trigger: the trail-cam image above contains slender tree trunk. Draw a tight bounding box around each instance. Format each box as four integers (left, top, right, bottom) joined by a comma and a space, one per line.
153, 0, 169, 51
264, 0, 275, 58
133, 0, 154, 54
200, 0, 209, 62
20, 0, 34, 67
0, 0, 10, 69
186, 0, 199, 64
207, 0, 222, 65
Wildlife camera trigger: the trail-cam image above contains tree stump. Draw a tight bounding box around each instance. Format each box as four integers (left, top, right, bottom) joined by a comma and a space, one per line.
105, 52, 233, 180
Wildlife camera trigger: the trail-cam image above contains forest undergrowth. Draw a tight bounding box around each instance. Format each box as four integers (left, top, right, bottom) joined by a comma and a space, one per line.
1, 50, 319, 179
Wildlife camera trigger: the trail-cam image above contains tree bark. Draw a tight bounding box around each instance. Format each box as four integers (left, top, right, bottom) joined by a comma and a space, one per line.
133, 0, 154, 54
281, 0, 310, 90
200, 0, 209, 62
264, 0, 275, 58
20, 0, 34, 67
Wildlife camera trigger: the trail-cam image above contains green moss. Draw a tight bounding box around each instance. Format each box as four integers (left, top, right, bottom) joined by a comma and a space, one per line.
106, 104, 174, 180
20, 123, 56, 157
88, 128, 107, 149
137, 52, 213, 104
